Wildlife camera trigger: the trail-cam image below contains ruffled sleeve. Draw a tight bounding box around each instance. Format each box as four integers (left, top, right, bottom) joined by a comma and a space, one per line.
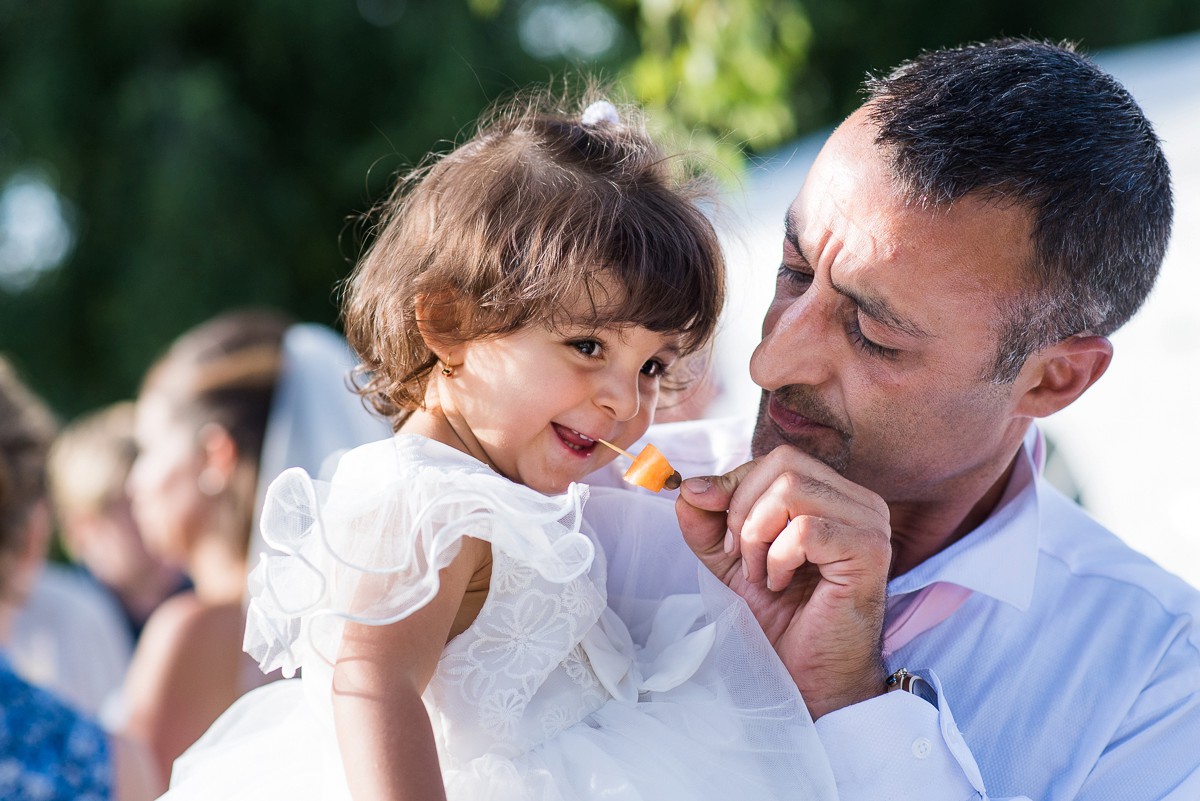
244, 436, 595, 678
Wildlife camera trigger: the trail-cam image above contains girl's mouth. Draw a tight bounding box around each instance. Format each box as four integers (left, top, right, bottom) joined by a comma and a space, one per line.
551, 423, 598, 456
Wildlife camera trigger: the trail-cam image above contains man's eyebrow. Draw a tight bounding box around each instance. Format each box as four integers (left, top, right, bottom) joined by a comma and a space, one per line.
785, 210, 931, 340
832, 278, 931, 339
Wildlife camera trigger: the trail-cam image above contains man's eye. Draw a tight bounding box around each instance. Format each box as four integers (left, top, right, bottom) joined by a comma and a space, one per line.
777, 263, 814, 289
847, 319, 900, 360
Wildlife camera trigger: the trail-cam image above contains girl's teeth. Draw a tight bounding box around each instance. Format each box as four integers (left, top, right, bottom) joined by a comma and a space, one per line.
571, 429, 594, 443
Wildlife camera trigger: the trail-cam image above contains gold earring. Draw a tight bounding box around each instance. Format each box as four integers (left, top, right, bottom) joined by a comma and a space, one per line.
441, 363, 454, 377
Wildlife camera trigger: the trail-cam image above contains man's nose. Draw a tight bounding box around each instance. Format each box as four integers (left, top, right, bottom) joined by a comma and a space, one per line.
750, 293, 836, 390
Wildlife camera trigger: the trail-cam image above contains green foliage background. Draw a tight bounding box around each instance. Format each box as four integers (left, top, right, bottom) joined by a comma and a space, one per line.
2, 0, 1197, 420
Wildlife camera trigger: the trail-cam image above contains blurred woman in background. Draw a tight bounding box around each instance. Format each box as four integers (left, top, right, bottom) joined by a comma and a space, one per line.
120, 308, 390, 784
121, 309, 291, 783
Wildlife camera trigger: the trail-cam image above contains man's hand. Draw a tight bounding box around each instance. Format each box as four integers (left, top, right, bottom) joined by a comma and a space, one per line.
675, 445, 892, 720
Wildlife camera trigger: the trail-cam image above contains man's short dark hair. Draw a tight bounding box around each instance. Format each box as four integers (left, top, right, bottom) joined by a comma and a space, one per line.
865, 38, 1173, 382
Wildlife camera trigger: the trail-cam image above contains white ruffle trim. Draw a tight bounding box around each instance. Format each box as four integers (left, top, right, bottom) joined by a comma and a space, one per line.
244, 436, 594, 678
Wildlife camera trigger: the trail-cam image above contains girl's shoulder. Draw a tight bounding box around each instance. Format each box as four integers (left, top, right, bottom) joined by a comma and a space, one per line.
324, 433, 569, 520
249, 434, 597, 678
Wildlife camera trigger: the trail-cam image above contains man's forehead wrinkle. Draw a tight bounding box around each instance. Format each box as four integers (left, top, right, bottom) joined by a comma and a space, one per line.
831, 225, 934, 341
791, 164, 934, 342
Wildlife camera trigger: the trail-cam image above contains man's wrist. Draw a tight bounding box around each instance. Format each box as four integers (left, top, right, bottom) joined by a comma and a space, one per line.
802, 667, 943, 718
802, 668, 888, 720
886, 667, 938, 707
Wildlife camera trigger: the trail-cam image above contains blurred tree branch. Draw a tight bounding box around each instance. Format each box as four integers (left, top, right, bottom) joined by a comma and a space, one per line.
620, 0, 810, 170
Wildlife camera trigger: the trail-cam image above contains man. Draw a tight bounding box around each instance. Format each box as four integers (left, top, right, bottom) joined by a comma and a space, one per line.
47, 402, 190, 644
593, 39, 1199, 799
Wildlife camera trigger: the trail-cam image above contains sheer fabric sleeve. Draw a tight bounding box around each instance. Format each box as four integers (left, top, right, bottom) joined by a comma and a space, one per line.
243, 437, 595, 679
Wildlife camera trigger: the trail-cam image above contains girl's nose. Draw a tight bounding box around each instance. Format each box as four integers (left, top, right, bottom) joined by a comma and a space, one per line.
594, 370, 642, 422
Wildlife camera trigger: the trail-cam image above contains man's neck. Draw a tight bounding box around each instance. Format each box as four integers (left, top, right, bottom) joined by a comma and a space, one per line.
886, 453, 1020, 578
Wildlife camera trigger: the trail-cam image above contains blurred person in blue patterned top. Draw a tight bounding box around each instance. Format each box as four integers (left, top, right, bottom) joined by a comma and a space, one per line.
0, 355, 158, 801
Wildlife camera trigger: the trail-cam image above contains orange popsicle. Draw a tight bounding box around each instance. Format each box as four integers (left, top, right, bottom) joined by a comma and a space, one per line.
598, 440, 682, 492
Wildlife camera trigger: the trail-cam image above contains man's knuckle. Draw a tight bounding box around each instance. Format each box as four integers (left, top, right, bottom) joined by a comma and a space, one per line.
775, 471, 803, 497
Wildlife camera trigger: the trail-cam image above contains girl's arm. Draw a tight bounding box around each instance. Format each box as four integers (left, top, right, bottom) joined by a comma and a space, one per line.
332, 535, 491, 801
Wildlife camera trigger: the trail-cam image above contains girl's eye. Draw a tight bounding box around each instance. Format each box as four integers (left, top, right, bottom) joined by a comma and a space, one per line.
640, 358, 668, 378
571, 339, 603, 357
847, 318, 900, 360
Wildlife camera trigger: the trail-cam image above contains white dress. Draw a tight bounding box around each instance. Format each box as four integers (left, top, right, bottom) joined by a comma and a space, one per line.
164, 435, 837, 800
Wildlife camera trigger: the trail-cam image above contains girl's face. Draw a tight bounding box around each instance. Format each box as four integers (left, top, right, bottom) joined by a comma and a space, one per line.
126, 391, 207, 566
432, 310, 681, 495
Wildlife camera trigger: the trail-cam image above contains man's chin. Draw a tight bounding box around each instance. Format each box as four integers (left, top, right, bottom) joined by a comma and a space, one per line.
751, 395, 850, 474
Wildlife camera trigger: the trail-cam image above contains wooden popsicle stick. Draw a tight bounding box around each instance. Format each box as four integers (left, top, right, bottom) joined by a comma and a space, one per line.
596, 438, 636, 460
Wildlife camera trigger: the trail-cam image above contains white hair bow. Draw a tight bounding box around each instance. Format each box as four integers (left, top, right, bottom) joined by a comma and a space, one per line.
581, 100, 620, 127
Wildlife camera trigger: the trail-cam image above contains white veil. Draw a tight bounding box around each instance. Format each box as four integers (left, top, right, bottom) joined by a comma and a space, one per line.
248, 323, 392, 570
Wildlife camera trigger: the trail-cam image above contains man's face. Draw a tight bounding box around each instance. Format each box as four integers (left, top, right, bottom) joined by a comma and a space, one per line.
750, 107, 1036, 505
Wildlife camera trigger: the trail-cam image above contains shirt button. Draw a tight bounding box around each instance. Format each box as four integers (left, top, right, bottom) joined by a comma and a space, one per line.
912, 738, 933, 759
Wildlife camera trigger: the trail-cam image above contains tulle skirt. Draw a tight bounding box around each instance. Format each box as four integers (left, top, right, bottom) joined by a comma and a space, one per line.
164, 445, 837, 801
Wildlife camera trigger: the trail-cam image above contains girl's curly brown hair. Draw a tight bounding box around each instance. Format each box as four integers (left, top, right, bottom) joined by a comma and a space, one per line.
342, 89, 725, 427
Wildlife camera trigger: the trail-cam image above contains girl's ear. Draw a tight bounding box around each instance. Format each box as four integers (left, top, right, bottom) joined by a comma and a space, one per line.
1013, 334, 1113, 419
413, 291, 463, 356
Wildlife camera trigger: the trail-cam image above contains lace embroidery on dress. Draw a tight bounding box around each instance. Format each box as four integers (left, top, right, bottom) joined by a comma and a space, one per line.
430, 548, 608, 760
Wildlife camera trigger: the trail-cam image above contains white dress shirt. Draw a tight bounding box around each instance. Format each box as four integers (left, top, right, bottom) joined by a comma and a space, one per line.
588, 417, 1200, 800
9, 562, 133, 723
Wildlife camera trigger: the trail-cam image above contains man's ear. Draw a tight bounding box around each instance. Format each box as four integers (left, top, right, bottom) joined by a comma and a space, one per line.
1014, 335, 1113, 419
413, 291, 463, 357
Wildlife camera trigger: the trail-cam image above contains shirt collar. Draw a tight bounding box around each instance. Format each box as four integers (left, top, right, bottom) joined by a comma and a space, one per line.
887, 426, 1044, 612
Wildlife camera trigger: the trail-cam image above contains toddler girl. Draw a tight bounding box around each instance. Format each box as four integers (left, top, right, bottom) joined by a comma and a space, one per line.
163, 94, 836, 801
